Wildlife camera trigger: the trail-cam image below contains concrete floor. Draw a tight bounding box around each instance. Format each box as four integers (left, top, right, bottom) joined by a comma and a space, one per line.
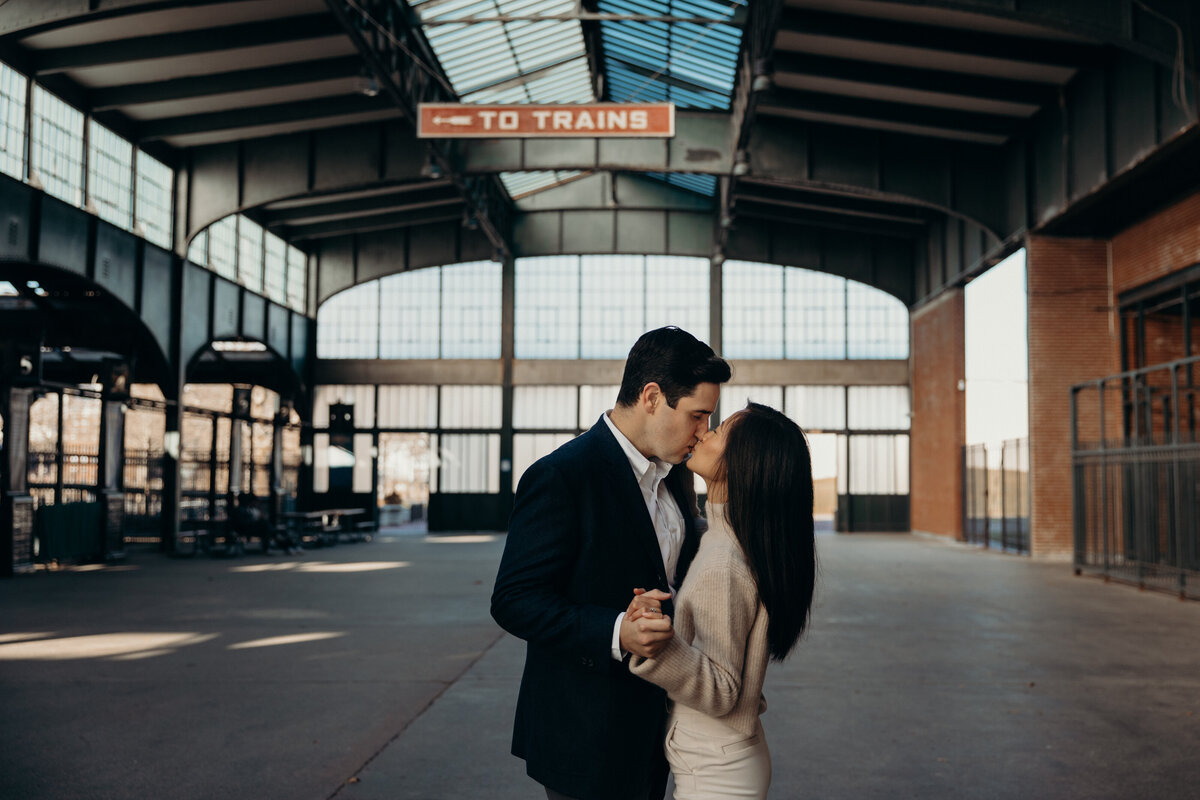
1, 530, 1197, 800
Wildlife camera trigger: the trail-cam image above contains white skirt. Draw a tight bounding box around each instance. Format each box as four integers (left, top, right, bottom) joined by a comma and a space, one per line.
664, 703, 771, 800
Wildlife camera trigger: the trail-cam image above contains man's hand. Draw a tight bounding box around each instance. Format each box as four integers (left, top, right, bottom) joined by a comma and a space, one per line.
619, 588, 673, 658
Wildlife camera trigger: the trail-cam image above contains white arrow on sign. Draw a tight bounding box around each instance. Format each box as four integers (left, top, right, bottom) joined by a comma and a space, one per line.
432, 115, 474, 126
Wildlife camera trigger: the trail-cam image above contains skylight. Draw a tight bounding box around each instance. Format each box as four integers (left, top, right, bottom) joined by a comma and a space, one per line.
599, 0, 746, 110
410, 0, 595, 104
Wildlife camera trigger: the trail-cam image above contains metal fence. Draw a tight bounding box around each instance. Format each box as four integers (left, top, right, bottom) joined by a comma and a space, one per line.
963, 438, 1030, 554
1072, 356, 1200, 599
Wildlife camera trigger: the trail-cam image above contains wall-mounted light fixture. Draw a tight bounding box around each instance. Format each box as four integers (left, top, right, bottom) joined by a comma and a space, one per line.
355, 74, 380, 97
732, 150, 750, 177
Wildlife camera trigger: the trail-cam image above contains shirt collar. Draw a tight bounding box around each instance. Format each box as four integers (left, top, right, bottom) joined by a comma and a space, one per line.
603, 411, 672, 485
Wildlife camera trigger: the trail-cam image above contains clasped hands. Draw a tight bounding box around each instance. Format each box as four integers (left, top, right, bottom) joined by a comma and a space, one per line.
619, 588, 673, 659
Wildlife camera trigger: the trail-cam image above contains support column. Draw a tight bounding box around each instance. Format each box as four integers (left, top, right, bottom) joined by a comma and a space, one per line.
96, 387, 127, 561
160, 367, 186, 554
709, 257, 723, 355
1, 385, 36, 575
230, 386, 250, 505
910, 289, 965, 540
499, 254, 515, 518
1026, 235, 1117, 558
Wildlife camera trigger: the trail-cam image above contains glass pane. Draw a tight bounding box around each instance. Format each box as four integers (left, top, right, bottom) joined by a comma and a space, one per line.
580, 255, 645, 358
439, 433, 500, 492
135, 150, 174, 250
513, 386, 578, 429
442, 261, 501, 358
786, 268, 846, 359
439, 385, 502, 429
263, 233, 287, 304
848, 386, 911, 430
206, 216, 237, 280
353, 433, 374, 493
377, 385, 439, 428
31, 86, 84, 206
380, 269, 440, 358
237, 217, 264, 293
719, 385, 783, 423
318, 283, 380, 359
87, 120, 133, 229
645, 256, 709, 336
785, 386, 846, 431
0, 62, 27, 180
722, 261, 783, 359
287, 246, 307, 312
848, 434, 909, 495
187, 230, 208, 267
846, 282, 909, 359
516, 255, 580, 358
579, 385, 620, 429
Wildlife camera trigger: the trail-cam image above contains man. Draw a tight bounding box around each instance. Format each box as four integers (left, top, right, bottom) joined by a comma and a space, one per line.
491, 326, 732, 800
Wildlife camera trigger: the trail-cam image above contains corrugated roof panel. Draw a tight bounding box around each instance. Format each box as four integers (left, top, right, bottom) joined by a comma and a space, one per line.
501, 170, 583, 196
597, 0, 746, 109
411, 0, 595, 103
645, 172, 717, 196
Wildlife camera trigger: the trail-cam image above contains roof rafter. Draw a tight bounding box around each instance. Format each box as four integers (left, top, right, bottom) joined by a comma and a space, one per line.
31, 14, 342, 75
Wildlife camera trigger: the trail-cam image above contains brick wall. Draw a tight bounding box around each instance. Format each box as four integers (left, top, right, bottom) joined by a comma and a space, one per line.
1026, 236, 1116, 557
1111, 190, 1200, 293
910, 289, 965, 540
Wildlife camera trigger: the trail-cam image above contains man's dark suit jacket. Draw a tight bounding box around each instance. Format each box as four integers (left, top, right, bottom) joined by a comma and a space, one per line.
491, 417, 701, 800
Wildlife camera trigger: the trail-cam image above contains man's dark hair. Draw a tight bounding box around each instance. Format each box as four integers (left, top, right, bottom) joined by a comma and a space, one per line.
615, 326, 731, 408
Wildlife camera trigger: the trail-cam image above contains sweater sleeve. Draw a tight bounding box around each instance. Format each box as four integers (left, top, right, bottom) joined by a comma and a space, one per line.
628, 554, 758, 717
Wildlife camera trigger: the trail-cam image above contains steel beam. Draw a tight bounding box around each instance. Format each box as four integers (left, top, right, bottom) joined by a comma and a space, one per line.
261, 185, 462, 227
90, 56, 364, 111
770, 53, 1057, 110
313, 357, 907, 388
514, 173, 714, 213
139, 95, 400, 143
777, 8, 1107, 71
323, 0, 514, 259
282, 207, 463, 241
757, 88, 1027, 143
32, 14, 342, 75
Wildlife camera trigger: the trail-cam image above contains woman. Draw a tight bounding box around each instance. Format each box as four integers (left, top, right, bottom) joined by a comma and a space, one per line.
628, 402, 817, 799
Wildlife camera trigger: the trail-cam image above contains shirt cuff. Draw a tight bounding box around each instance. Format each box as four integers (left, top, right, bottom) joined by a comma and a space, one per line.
611, 612, 626, 661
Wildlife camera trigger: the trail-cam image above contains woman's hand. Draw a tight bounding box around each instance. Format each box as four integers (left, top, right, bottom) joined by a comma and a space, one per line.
626, 587, 672, 621
620, 588, 674, 658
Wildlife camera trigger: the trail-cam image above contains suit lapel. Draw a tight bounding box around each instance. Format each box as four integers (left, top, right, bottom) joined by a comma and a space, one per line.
588, 417, 670, 582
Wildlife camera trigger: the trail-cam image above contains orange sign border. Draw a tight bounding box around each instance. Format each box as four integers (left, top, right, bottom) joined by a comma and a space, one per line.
417, 103, 676, 139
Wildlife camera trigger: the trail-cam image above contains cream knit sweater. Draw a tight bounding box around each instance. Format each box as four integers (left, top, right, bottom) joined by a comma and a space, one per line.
629, 503, 770, 737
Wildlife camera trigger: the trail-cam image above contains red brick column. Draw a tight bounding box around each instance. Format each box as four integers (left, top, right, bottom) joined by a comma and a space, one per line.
1026, 236, 1118, 558
910, 290, 965, 540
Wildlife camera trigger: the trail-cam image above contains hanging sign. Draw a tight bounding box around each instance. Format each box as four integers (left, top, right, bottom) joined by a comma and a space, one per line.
417, 103, 675, 138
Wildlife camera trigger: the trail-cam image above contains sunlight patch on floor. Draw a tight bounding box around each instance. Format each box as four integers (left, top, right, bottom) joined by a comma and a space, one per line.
227, 632, 345, 650
0, 632, 217, 661
230, 561, 410, 574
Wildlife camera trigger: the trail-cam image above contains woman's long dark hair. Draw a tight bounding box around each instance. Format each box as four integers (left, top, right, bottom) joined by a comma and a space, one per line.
721, 402, 816, 661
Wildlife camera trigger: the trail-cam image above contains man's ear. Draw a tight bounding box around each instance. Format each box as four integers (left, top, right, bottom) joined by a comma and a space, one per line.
640, 382, 662, 413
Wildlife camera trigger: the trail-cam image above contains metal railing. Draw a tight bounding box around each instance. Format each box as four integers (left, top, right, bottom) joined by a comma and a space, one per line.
1072, 356, 1200, 599
963, 438, 1030, 554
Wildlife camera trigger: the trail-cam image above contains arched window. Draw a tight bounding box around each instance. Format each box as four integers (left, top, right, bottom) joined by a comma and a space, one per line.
722, 261, 909, 360
318, 261, 502, 359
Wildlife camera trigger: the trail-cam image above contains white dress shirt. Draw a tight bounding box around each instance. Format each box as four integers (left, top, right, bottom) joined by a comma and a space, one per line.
603, 411, 686, 660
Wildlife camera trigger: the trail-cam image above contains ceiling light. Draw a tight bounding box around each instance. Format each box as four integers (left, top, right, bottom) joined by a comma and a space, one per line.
356, 74, 380, 97
732, 151, 750, 177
